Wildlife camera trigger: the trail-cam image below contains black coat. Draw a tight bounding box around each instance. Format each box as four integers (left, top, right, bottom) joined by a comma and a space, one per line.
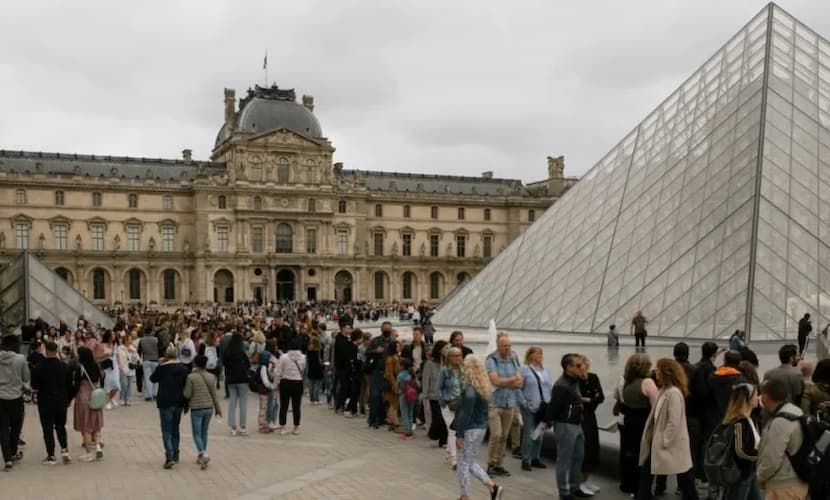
150, 362, 189, 409
333, 334, 351, 372
222, 350, 251, 385
31, 358, 73, 408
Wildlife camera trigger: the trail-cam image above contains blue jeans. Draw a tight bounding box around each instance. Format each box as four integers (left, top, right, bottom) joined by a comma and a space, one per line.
119, 373, 134, 403
399, 395, 414, 433
520, 406, 543, 462
159, 406, 183, 460
190, 408, 212, 454
266, 391, 279, 424
143, 361, 158, 399
554, 422, 584, 497
227, 383, 249, 430
309, 379, 323, 403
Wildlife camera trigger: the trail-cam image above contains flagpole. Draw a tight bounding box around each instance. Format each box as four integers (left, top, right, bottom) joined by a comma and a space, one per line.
264, 50, 268, 87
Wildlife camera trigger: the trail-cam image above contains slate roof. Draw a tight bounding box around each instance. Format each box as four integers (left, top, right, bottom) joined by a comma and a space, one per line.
0, 150, 226, 182
340, 169, 533, 196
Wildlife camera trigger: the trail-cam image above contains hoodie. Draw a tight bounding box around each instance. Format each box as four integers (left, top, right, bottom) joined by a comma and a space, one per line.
0, 350, 30, 400
274, 350, 306, 383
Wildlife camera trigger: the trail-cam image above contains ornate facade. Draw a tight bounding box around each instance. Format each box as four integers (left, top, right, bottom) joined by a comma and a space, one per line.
0, 83, 573, 306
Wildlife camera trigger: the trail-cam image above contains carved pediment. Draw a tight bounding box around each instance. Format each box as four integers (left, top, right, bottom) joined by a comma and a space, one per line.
334, 222, 352, 233
399, 226, 415, 235
370, 225, 386, 235
85, 216, 108, 230
211, 217, 233, 231
157, 218, 178, 232
10, 213, 33, 228
48, 215, 72, 230
245, 128, 325, 149
121, 217, 145, 231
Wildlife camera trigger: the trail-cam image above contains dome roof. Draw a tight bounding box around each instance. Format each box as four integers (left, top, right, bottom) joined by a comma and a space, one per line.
214, 85, 323, 148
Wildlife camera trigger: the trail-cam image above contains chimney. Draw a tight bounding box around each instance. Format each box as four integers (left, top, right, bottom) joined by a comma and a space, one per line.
223, 88, 236, 132
302, 94, 315, 112
182, 149, 192, 162
481, 171, 493, 179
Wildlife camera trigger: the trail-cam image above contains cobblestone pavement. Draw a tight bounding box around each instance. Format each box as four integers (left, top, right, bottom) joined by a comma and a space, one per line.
3, 390, 632, 499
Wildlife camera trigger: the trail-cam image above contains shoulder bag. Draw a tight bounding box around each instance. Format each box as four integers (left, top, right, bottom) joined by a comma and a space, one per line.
82, 365, 107, 410
529, 367, 548, 422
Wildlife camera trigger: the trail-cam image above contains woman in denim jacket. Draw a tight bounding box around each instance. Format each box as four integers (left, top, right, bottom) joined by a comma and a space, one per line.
517, 346, 552, 471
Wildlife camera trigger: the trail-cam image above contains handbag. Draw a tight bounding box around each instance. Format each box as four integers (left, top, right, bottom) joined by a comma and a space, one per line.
528, 367, 548, 422
82, 365, 107, 410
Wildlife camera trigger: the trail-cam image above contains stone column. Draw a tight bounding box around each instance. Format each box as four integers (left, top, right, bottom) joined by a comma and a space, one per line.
296, 266, 305, 301
270, 266, 277, 302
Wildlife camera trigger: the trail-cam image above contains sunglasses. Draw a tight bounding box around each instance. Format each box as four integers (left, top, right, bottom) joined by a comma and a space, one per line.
734, 383, 756, 397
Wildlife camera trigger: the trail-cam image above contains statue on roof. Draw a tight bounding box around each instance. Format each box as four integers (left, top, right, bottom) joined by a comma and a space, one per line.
240, 84, 297, 110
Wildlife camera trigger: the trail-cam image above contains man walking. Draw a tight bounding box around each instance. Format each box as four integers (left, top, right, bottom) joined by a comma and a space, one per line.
139, 329, 159, 401
547, 353, 592, 499
630, 310, 648, 348
30, 341, 73, 464
798, 313, 813, 358
485, 332, 522, 477
0, 335, 30, 471
366, 322, 392, 429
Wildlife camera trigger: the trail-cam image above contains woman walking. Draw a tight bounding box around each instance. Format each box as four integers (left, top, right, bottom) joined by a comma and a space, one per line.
72, 347, 104, 462
454, 354, 504, 500
424, 340, 448, 449
578, 356, 604, 495
439, 346, 464, 468
719, 383, 761, 500
95, 330, 121, 410
222, 334, 251, 436
274, 337, 306, 435
150, 345, 189, 469
184, 355, 223, 469
518, 346, 552, 472
637, 359, 698, 500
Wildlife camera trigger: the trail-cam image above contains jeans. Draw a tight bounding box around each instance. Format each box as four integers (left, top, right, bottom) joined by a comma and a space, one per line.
266, 391, 279, 424
520, 406, 543, 462
143, 361, 159, 399
487, 405, 517, 467
308, 379, 323, 403
227, 383, 249, 430
38, 403, 68, 457
457, 428, 491, 497
279, 379, 303, 427
0, 397, 24, 462
159, 406, 183, 460
637, 457, 698, 500
554, 422, 585, 497
119, 373, 134, 403
190, 408, 212, 454
368, 370, 386, 427
326, 371, 337, 405
399, 395, 414, 434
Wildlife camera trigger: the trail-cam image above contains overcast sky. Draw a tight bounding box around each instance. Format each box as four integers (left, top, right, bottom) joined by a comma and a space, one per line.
2, 0, 830, 182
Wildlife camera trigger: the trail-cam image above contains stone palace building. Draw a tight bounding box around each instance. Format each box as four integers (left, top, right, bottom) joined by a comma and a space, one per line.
0, 83, 573, 306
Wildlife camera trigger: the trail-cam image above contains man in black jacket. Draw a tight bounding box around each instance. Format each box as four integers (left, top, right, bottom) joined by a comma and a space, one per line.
272, 315, 295, 353
333, 326, 353, 414
366, 323, 392, 429
691, 342, 718, 483
30, 341, 73, 465
546, 353, 591, 500
798, 313, 813, 358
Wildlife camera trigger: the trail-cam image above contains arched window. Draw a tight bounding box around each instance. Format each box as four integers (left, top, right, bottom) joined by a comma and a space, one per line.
128, 193, 138, 208
14, 189, 26, 205
402, 272, 414, 300
92, 269, 106, 300
253, 196, 263, 211
277, 157, 290, 184
128, 269, 142, 300
374, 272, 385, 299
338, 200, 347, 213
218, 195, 227, 209
275, 223, 293, 253
430, 272, 442, 299
163, 269, 177, 301
308, 199, 316, 213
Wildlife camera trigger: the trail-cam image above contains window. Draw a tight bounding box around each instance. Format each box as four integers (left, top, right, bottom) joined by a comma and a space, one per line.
127, 226, 140, 251
251, 227, 263, 253
403, 205, 411, 218
430, 272, 441, 299
92, 270, 106, 300
163, 195, 173, 210
402, 273, 413, 300
14, 189, 26, 205
484, 208, 491, 221
456, 234, 466, 258
163, 269, 176, 301
55, 191, 65, 206
402, 233, 412, 257
128, 193, 138, 208
528, 209, 536, 222
430, 234, 440, 257
430, 206, 438, 219
458, 207, 465, 220
306, 228, 317, 254
277, 157, 290, 183
373, 232, 384, 256
308, 199, 316, 213
91, 224, 105, 251
374, 272, 385, 299
92, 192, 102, 207
336, 230, 348, 256
249, 165, 263, 182
128, 269, 141, 300
54, 224, 67, 250
276, 223, 293, 253
338, 200, 347, 213
374, 204, 383, 217
15, 223, 29, 249
218, 195, 227, 209
483, 235, 492, 258
162, 226, 175, 252
253, 196, 262, 211
217, 227, 229, 253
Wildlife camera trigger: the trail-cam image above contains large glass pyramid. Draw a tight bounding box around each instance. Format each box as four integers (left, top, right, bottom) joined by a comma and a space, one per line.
0, 251, 113, 332
433, 3, 830, 341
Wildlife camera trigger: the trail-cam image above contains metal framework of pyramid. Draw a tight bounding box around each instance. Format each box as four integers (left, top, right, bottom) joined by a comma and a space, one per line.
0, 251, 113, 331
434, 4, 830, 341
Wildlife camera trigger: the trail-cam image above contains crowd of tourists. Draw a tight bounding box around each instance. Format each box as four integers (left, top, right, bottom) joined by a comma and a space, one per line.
3, 305, 830, 500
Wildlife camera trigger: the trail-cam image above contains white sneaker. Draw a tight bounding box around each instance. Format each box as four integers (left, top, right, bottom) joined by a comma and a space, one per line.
586, 483, 600, 494
267, 423, 279, 430
237, 428, 248, 437
111, 400, 120, 407
291, 426, 300, 435
578, 484, 595, 496
104, 402, 113, 411
79, 453, 95, 462
279, 428, 291, 436
230, 428, 238, 437
344, 412, 355, 418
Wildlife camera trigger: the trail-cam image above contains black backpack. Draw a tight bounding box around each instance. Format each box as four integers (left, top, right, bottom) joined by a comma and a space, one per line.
703, 422, 741, 486
771, 413, 824, 486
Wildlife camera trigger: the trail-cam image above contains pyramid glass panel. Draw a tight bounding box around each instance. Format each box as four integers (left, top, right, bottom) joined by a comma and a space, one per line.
433, 4, 830, 340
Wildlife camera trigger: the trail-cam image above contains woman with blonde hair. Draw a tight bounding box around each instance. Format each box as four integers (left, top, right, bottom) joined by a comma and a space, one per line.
518, 346, 552, 471
637, 359, 697, 500
454, 354, 504, 500
717, 383, 761, 500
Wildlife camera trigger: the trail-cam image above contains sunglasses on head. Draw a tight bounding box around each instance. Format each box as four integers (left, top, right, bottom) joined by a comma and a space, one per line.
734, 383, 756, 397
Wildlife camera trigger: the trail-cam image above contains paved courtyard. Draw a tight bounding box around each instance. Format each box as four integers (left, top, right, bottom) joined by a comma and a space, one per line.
5, 389, 629, 499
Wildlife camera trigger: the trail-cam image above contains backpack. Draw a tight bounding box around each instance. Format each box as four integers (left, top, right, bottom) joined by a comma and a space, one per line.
771, 413, 824, 486
404, 378, 418, 404
703, 422, 741, 486
205, 346, 218, 370
248, 366, 268, 394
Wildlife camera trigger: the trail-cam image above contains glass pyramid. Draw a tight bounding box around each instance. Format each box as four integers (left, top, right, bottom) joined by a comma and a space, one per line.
0, 251, 114, 331
433, 3, 830, 340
